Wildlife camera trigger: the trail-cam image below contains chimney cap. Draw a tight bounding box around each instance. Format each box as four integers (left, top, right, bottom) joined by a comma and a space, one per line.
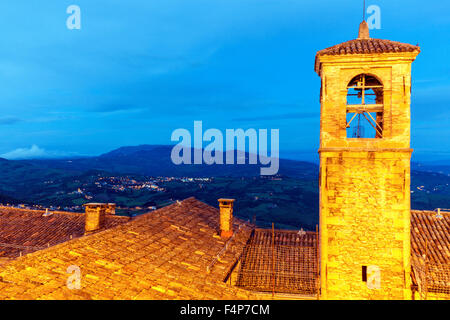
83, 203, 106, 207
218, 198, 235, 202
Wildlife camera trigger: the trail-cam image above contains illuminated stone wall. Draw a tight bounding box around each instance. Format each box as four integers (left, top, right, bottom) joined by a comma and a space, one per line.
316, 51, 419, 300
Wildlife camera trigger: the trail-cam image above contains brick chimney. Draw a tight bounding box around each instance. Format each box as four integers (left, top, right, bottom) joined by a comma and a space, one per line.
83, 203, 106, 234
357, 20, 370, 40
105, 203, 116, 215
218, 199, 235, 239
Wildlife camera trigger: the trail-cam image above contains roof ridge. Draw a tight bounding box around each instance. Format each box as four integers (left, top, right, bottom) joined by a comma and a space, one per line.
411, 209, 450, 216
317, 38, 420, 55
0, 206, 83, 217
315, 38, 421, 74
0, 205, 128, 220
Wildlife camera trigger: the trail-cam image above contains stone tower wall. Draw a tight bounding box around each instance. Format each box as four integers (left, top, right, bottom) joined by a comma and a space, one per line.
317, 52, 419, 299
319, 151, 411, 299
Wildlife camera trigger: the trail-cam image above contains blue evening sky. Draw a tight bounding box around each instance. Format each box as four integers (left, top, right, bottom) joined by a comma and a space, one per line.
0, 0, 448, 162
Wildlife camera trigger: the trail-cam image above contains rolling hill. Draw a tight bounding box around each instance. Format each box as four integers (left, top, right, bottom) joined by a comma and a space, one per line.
0, 145, 448, 230
26, 145, 318, 179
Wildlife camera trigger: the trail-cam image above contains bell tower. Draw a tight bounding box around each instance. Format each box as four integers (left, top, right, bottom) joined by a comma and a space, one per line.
315, 22, 420, 299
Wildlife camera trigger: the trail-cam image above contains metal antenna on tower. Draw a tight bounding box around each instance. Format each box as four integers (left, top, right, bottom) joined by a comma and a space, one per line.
363, 0, 366, 21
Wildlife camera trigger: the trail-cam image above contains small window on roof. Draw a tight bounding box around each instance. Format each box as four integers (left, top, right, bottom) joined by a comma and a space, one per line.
346, 74, 384, 139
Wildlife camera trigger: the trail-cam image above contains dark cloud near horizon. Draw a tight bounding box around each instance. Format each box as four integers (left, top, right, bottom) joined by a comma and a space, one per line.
91, 104, 142, 114
0, 117, 23, 125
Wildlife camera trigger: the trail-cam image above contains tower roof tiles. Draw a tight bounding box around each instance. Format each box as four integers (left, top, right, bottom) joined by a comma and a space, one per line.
314, 22, 420, 74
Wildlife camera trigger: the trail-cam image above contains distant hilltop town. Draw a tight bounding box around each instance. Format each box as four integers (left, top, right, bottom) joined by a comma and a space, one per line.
1, 176, 213, 214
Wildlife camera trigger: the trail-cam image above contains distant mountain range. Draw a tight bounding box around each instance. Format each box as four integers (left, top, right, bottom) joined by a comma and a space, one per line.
21, 145, 318, 179
0, 145, 449, 229
1, 145, 447, 179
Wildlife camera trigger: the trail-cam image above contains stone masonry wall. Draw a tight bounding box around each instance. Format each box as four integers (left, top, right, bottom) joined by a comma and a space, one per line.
317, 51, 419, 300
320, 151, 411, 299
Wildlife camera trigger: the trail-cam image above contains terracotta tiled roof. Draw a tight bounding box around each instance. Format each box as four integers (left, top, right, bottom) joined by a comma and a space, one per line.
314, 38, 420, 73
411, 210, 449, 264
0, 198, 262, 300
317, 39, 420, 57
236, 229, 318, 296
410, 210, 450, 293
0, 207, 128, 259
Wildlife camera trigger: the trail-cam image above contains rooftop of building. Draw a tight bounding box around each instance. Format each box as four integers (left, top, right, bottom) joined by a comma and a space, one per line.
0, 206, 128, 260
0, 198, 448, 299
235, 228, 318, 296
410, 210, 449, 295
411, 210, 449, 264
314, 21, 420, 74
0, 198, 265, 299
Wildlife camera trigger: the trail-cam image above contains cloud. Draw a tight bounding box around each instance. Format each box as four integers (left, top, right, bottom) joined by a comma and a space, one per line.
91, 103, 143, 114
0, 117, 23, 125
0, 145, 79, 160
1, 145, 47, 159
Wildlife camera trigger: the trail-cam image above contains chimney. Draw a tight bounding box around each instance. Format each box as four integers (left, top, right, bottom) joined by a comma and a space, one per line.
105, 203, 116, 215
358, 21, 370, 40
83, 203, 106, 234
218, 199, 235, 239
